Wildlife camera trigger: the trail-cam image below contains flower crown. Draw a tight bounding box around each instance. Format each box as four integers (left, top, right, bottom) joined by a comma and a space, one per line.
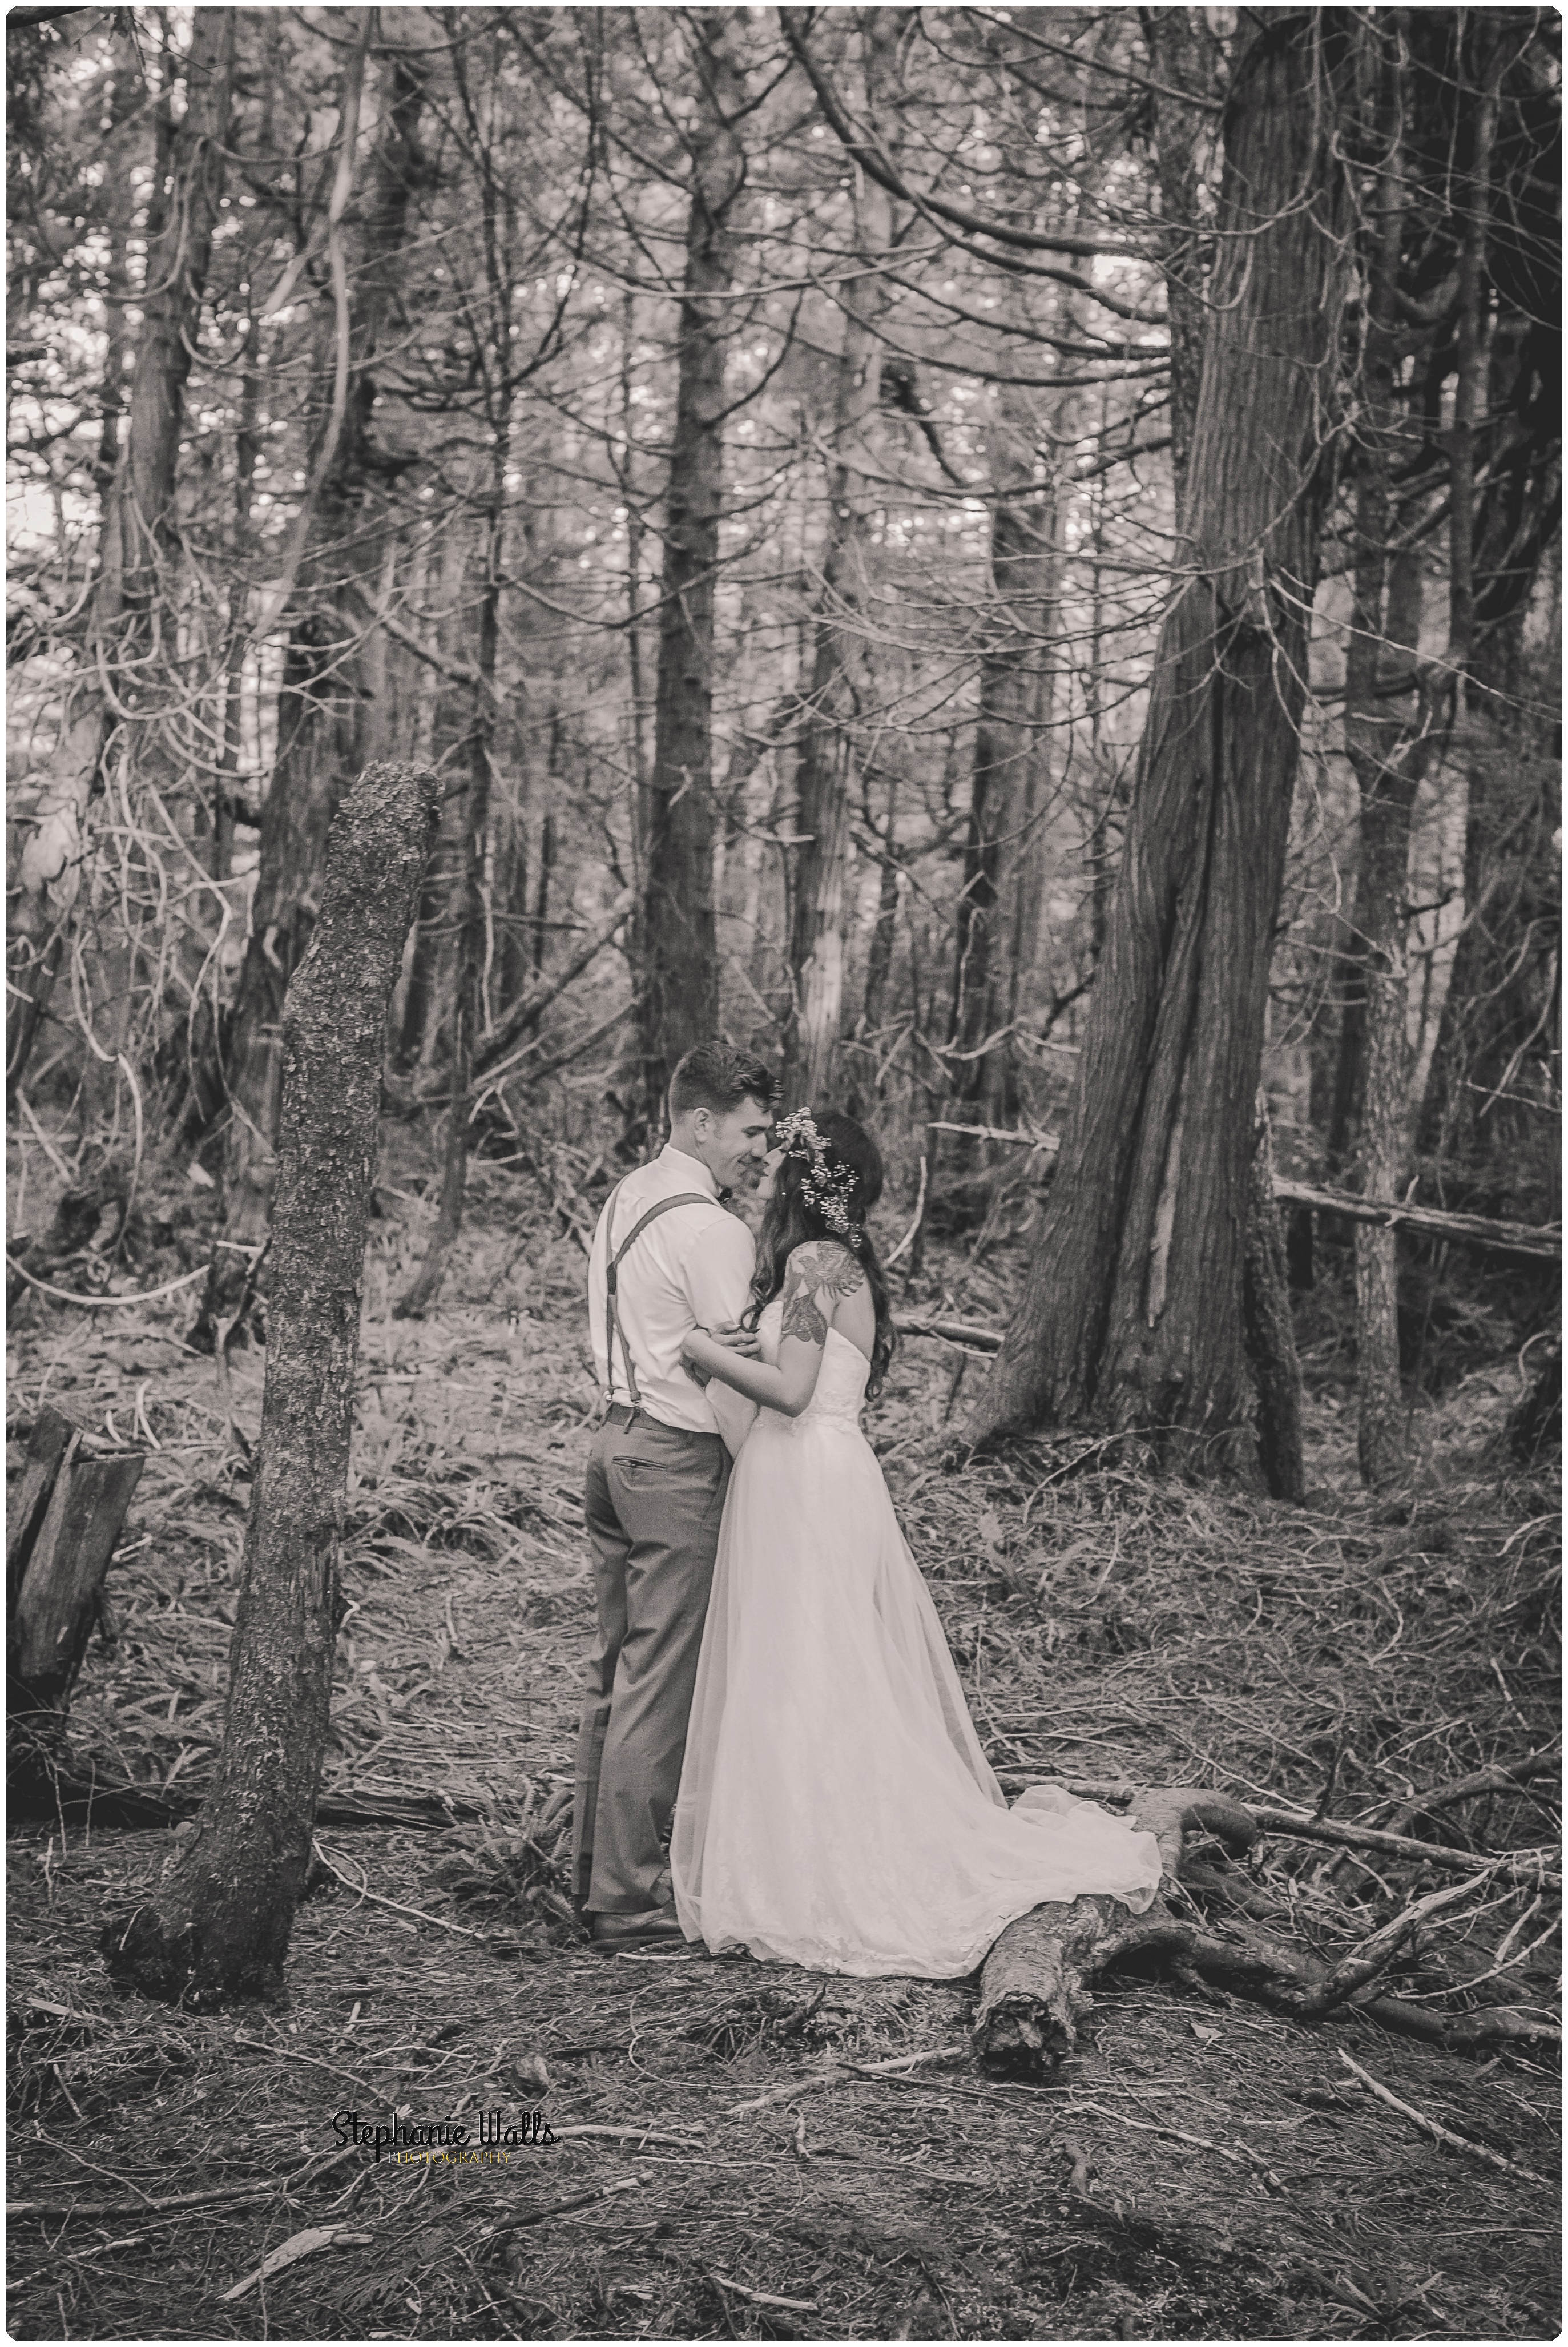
774, 1110, 862, 1243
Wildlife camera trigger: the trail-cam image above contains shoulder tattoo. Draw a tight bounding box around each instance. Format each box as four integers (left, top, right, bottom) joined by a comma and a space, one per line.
780, 1242, 865, 1346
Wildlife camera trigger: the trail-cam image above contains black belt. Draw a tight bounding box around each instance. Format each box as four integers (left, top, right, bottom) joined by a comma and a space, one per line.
602, 1404, 716, 1438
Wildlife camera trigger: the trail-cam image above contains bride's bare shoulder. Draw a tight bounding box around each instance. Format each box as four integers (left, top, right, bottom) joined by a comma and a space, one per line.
779, 1240, 865, 1344
783, 1238, 864, 1295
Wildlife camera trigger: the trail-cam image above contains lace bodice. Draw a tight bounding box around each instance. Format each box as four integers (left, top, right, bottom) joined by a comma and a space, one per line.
758, 1295, 869, 1429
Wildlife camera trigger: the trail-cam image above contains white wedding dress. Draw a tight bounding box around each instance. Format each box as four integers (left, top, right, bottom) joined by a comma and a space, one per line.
671, 1299, 1163, 1976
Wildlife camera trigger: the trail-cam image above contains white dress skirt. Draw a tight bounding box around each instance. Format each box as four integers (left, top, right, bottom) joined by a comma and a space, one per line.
670, 1301, 1163, 1977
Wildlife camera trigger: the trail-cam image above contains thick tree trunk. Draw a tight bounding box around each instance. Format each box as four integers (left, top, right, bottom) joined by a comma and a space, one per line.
1146, 13, 1305, 1490
103, 761, 439, 2006
201, 43, 426, 1343
967, 18, 1349, 1471
634, 11, 747, 1133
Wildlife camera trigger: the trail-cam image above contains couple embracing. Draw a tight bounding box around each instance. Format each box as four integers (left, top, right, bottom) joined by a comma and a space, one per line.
571, 1042, 1162, 1972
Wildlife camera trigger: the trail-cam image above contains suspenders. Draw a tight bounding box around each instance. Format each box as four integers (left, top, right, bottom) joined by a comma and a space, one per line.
600, 1183, 713, 1410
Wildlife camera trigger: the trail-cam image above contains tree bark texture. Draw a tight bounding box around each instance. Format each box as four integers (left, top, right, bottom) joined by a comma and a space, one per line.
974, 1790, 1259, 2073
103, 760, 440, 2004
973, 1787, 1548, 2069
1347, 21, 1496, 1484
8, 1407, 144, 1801
1143, 13, 1305, 1489
780, 9, 907, 1109
967, 18, 1350, 1471
1241, 1098, 1305, 1503
396, 529, 477, 1076
205, 43, 427, 1339
396, 37, 510, 1316
1138, 8, 1216, 504
1413, 60, 1559, 1196
103, 10, 235, 634
949, 374, 1053, 1148
634, 11, 747, 1128
860, 774, 902, 1044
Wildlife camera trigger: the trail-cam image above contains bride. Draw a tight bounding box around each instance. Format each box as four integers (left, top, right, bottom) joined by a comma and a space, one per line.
671, 1108, 1162, 1978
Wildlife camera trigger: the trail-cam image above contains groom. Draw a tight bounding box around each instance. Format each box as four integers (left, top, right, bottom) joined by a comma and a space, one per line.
572, 1040, 775, 1950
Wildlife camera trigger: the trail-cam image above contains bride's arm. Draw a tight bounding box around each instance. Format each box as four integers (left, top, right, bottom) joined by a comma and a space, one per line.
683, 1242, 852, 1417
683, 1325, 821, 1416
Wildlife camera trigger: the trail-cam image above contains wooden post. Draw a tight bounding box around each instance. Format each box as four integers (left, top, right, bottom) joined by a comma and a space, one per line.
7, 1405, 144, 1798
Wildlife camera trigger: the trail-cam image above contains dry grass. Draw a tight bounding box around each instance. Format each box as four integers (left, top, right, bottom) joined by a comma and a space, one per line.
5, 1133, 1561, 2340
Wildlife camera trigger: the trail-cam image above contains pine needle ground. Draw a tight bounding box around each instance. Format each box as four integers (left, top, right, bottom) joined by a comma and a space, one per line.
6, 1146, 1560, 2342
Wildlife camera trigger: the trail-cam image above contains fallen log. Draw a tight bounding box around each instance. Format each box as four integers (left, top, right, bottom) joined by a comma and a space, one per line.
1271, 1178, 1561, 1264
972, 1788, 1560, 2074
973, 1790, 1257, 2071
931, 1126, 1562, 1263
7, 1406, 143, 1802
18, 1765, 485, 1831
901, 1315, 1003, 1353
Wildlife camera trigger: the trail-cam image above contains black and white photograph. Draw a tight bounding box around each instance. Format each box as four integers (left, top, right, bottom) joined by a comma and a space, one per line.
5, 2, 1561, 2341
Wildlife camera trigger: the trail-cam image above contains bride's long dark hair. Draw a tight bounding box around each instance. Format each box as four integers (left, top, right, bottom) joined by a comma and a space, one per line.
743, 1107, 897, 1399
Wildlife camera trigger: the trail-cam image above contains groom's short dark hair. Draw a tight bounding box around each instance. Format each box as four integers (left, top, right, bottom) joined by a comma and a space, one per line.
669, 1041, 776, 1118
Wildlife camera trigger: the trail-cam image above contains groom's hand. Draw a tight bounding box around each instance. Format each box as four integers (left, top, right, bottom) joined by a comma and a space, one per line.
707, 1321, 763, 1358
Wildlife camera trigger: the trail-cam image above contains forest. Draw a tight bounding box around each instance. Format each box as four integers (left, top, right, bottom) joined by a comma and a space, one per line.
5, 6, 1562, 2343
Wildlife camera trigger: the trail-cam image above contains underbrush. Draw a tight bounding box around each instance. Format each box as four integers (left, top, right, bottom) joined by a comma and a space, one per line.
5, 1133, 1561, 2341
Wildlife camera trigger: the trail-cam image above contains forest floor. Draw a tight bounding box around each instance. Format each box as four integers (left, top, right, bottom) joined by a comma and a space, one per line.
5, 1134, 1562, 2344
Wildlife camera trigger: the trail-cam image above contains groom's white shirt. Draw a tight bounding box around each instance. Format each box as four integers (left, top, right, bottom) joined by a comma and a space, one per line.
586, 1143, 756, 1436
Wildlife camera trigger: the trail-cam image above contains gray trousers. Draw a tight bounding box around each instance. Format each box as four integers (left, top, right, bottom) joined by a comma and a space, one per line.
572, 1411, 730, 1915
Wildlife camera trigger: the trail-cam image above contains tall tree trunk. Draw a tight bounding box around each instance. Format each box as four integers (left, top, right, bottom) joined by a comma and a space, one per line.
967, 17, 1350, 1474
634, 10, 747, 1135
396, 25, 510, 1318
1414, 73, 1558, 1196
1348, 21, 1497, 1485
1139, 8, 1216, 504
779, 13, 908, 1110
396, 527, 474, 1076
199, 39, 426, 1342
949, 396, 1050, 1145
532, 812, 557, 978
1146, 5, 1302, 1499
493, 802, 530, 1013
860, 773, 902, 1044
102, 760, 440, 2006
